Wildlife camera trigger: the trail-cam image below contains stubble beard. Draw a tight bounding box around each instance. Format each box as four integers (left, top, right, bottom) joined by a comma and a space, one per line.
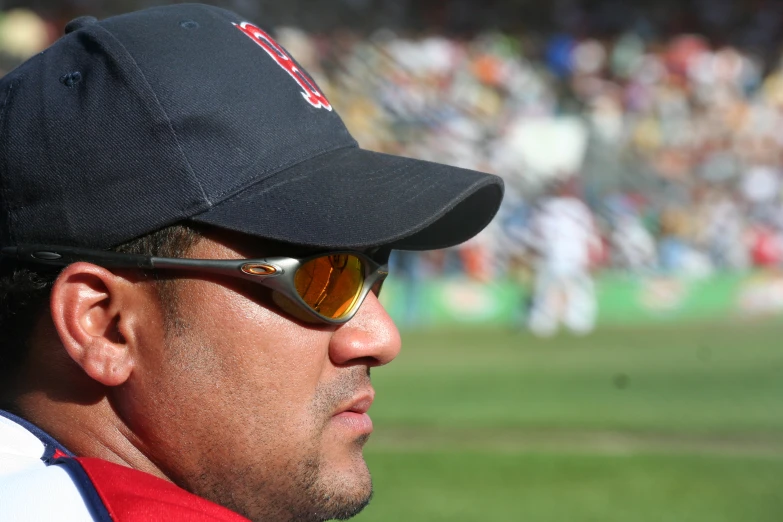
160, 294, 375, 521
262, 369, 376, 522
280, 434, 374, 522
166, 343, 374, 520
199, 392, 375, 522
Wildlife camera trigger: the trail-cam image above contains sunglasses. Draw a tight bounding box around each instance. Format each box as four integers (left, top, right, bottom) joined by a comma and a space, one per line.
0, 245, 390, 325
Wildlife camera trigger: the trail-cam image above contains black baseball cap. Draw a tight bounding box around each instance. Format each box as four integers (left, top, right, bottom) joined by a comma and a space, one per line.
0, 4, 503, 252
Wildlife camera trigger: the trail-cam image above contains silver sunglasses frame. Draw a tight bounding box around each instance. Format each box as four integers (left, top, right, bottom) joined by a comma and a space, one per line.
1, 245, 390, 325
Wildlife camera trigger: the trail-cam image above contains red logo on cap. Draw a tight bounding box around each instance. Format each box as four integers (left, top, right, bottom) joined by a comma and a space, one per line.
234, 22, 332, 111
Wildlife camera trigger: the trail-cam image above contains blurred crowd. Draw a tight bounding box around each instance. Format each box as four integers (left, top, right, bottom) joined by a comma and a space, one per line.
5, 3, 783, 280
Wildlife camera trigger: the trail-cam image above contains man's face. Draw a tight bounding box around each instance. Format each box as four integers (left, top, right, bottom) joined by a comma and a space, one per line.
116, 233, 401, 521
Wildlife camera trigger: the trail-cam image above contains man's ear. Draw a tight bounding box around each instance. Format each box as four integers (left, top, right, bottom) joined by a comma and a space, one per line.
50, 262, 139, 387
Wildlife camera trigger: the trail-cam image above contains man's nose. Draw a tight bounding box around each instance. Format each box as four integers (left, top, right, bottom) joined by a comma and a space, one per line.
328, 292, 401, 367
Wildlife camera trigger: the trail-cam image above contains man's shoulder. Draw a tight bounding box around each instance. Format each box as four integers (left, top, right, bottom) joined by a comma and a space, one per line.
0, 413, 96, 521
0, 411, 250, 522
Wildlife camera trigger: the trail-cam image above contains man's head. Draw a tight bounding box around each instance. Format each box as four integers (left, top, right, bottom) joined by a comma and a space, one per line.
0, 4, 502, 521
3, 224, 398, 520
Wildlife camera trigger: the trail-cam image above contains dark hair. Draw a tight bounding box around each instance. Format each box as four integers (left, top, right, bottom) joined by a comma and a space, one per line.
0, 224, 203, 396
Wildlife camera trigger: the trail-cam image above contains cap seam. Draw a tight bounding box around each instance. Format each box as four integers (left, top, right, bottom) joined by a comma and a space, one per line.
89, 24, 212, 209
207, 142, 358, 204
0, 80, 19, 244
198, 148, 356, 212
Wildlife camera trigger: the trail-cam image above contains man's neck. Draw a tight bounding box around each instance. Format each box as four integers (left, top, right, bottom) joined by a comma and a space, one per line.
13, 392, 171, 482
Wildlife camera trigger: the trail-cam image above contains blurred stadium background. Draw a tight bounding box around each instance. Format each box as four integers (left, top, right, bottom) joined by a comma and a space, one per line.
2, 1, 783, 520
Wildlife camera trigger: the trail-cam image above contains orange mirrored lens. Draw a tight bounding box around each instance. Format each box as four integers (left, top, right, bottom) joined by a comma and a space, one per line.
294, 254, 364, 319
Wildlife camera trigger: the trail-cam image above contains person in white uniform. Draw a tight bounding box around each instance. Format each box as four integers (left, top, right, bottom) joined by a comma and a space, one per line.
526, 182, 600, 337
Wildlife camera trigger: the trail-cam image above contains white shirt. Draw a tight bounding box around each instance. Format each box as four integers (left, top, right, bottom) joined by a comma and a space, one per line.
0, 413, 94, 521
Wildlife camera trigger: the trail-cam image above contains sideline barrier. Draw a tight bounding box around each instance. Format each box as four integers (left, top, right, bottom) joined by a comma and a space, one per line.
380, 270, 783, 328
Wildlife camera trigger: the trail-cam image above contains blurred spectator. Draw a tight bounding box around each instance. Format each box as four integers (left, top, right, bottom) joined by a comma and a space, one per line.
0, 9, 51, 76
611, 212, 657, 272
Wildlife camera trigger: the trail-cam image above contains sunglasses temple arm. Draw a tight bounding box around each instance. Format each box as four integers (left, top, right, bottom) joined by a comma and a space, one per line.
150, 257, 249, 276
0, 246, 270, 283
1, 245, 154, 269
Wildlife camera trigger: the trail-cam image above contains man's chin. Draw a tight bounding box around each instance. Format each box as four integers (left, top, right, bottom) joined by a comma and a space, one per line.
318, 486, 373, 521
311, 457, 374, 521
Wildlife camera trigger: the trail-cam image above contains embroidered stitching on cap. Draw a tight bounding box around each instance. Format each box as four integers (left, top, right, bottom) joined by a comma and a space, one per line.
233, 22, 332, 111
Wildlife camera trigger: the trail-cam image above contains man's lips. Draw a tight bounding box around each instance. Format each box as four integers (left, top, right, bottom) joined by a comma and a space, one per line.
331, 392, 374, 434
337, 394, 374, 415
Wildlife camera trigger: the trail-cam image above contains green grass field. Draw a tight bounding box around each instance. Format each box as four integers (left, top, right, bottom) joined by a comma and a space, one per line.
353, 321, 783, 521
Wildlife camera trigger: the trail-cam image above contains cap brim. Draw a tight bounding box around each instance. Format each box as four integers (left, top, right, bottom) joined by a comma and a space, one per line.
190, 147, 504, 250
